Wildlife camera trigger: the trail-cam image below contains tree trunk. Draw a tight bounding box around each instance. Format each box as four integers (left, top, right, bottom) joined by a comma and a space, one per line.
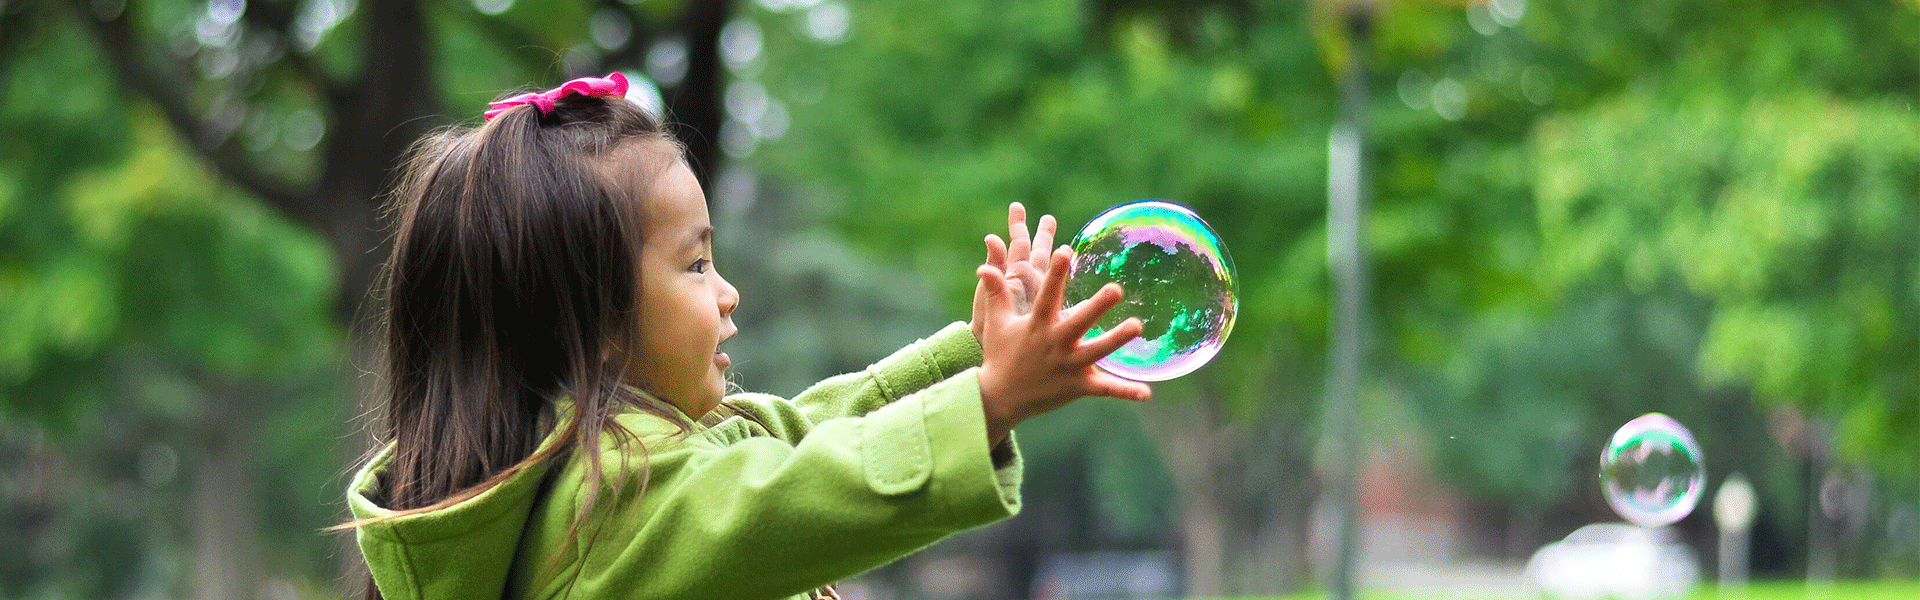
190, 378, 262, 600
1178, 481, 1228, 597
1145, 389, 1229, 596
1237, 413, 1318, 594
1144, 372, 1319, 597
669, 0, 730, 189
320, 0, 440, 321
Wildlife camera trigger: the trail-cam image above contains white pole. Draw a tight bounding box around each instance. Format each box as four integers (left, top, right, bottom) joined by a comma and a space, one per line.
1714, 474, 1757, 594
1325, 9, 1372, 600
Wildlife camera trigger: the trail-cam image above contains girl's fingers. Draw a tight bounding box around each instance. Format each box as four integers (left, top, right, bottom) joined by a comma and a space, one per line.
1031, 246, 1074, 323
971, 276, 990, 328
976, 265, 1014, 315
1062, 283, 1124, 334
1088, 373, 1152, 403
1007, 261, 1043, 298
1031, 214, 1057, 267
1003, 278, 1029, 310
984, 234, 1009, 271
1006, 203, 1031, 264
1074, 316, 1143, 364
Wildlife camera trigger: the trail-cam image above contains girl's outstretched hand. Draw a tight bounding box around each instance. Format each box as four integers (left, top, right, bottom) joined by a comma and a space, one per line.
974, 245, 1151, 446
972, 202, 1056, 343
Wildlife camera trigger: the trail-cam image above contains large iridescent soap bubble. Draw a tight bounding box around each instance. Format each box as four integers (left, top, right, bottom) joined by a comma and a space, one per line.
1063, 200, 1237, 382
1600, 413, 1705, 527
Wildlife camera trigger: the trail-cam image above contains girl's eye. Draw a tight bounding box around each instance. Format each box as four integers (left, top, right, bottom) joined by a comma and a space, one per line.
689, 258, 711, 274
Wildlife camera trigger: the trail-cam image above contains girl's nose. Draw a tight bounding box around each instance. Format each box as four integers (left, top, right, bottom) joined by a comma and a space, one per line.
715, 272, 740, 317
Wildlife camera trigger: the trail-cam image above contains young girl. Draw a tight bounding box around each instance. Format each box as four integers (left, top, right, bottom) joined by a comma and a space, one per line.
342, 73, 1150, 600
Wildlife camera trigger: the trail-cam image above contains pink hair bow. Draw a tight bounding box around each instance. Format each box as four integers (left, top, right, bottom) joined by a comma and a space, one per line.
484, 72, 630, 121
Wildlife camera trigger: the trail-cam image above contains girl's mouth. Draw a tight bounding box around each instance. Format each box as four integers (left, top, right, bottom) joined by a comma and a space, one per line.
714, 330, 735, 369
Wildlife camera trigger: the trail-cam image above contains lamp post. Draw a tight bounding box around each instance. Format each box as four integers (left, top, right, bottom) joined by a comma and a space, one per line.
1325, 6, 1374, 600
1714, 474, 1758, 591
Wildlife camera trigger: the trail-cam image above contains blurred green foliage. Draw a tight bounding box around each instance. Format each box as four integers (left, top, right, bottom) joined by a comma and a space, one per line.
746, 0, 1918, 585
1, 4, 340, 597
2, 36, 342, 600
1, 0, 1914, 596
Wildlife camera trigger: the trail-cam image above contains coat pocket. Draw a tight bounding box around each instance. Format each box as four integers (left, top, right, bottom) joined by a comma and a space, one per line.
858, 401, 932, 496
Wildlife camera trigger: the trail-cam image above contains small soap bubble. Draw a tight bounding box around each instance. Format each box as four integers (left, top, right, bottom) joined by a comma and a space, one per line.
1064, 200, 1238, 382
1600, 413, 1705, 527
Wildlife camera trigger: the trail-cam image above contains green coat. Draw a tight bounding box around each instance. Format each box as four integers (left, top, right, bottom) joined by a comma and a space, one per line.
347, 323, 1023, 599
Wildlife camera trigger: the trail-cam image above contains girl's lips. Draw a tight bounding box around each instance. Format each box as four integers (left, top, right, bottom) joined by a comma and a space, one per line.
715, 329, 736, 369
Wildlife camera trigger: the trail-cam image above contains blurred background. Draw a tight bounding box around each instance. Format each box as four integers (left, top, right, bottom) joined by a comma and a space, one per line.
0, 0, 1914, 598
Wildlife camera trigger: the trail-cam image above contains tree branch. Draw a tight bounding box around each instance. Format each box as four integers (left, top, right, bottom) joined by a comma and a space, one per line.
64, 0, 319, 226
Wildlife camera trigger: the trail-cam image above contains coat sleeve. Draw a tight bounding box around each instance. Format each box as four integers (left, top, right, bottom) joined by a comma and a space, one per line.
536, 367, 1022, 600
723, 321, 982, 441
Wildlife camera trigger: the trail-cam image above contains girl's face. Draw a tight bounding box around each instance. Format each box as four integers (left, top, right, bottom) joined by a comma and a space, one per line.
626, 155, 739, 419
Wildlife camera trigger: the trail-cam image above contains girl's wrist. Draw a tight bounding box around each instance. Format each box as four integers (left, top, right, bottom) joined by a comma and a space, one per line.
976, 367, 1020, 446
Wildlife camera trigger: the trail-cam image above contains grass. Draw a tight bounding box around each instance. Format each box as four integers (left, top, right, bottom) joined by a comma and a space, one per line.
1685, 580, 1920, 600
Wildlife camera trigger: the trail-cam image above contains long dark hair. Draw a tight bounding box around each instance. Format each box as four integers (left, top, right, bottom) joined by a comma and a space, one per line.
349, 91, 685, 597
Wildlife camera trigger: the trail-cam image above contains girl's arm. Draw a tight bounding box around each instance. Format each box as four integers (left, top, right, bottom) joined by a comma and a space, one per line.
722, 321, 980, 439
507, 207, 1141, 599
724, 202, 1055, 439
